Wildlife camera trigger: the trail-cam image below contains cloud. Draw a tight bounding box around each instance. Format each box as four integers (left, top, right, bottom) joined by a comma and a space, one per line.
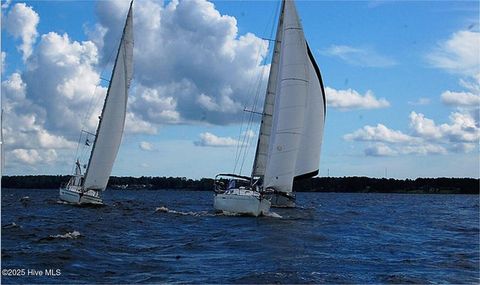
408, 97, 431, 106
344, 124, 414, 143
93, 0, 270, 125
408, 112, 442, 140
326, 87, 390, 110
3, 3, 39, 61
321, 45, 397, 67
365, 144, 397, 157
194, 132, 243, 147
364, 143, 447, 156
427, 30, 480, 77
24, 32, 104, 135
348, 29, 480, 157
2, 73, 75, 152
139, 141, 154, 151
428, 30, 480, 110
2, 0, 272, 170
410, 111, 480, 143
441, 91, 480, 107
345, 110, 479, 156
129, 84, 181, 125
11, 149, 57, 165
125, 112, 158, 135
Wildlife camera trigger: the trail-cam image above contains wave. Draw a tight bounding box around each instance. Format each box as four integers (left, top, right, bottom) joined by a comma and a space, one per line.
38, 230, 82, 242
2, 222, 20, 229
155, 206, 215, 217
264, 211, 282, 218
51, 230, 82, 239
20, 196, 31, 206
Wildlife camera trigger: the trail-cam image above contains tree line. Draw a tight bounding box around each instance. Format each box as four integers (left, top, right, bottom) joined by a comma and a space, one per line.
1, 175, 478, 194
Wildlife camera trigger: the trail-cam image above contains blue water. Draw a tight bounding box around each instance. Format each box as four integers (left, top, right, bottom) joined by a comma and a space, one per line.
1, 188, 479, 284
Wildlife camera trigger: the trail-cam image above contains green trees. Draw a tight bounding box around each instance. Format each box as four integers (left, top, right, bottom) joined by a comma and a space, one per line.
1, 175, 478, 194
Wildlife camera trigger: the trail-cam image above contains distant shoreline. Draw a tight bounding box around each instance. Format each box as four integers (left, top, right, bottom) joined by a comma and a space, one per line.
1, 175, 478, 195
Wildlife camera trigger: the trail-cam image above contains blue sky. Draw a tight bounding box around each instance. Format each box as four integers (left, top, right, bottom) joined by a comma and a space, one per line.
1, 0, 479, 179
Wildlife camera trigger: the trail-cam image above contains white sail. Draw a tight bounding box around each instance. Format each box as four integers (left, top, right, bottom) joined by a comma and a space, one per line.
251, 2, 284, 178
83, 3, 133, 191
294, 44, 326, 179
264, 0, 325, 193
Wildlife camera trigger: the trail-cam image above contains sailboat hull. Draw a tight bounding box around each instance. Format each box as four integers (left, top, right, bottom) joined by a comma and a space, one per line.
214, 189, 271, 217
265, 192, 296, 208
59, 187, 103, 205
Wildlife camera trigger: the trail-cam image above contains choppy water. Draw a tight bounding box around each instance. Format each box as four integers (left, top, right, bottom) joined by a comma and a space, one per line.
1, 188, 479, 284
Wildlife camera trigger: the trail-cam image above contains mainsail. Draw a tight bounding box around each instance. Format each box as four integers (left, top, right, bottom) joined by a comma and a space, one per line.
262, 0, 326, 193
83, 2, 134, 191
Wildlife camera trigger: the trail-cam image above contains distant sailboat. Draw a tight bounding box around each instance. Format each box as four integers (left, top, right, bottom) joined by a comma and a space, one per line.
59, 1, 134, 205
214, 0, 326, 215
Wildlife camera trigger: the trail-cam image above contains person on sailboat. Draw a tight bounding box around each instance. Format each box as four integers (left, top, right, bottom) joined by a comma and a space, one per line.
227, 179, 236, 190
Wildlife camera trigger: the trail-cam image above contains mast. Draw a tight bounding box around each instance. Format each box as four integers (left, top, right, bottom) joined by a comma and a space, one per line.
251, 0, 285, 179
83, 1, 133, 190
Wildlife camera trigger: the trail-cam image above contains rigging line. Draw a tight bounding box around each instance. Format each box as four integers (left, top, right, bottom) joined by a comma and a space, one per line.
239, 62, 267, 174
80, 34, 119, 133
238, 0, 281, 175
232, 103, 247, 173
71, 131, 83, 175
236, 4, 278, 173
239, 52, 268, 174
234, 0, 280, 175
237, 60, 263, 174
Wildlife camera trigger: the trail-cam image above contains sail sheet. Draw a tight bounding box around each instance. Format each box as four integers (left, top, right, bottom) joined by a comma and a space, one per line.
264, 0, 325, 192
83, 3, 133, 191
251, 1, 284, 178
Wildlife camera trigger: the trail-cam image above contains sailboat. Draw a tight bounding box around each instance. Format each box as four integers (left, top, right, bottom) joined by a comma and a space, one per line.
214, 0, 326, 215
59, 1, 134, 205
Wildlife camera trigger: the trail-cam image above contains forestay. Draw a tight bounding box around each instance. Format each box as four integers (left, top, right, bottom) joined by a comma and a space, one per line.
251, 1, 285, 178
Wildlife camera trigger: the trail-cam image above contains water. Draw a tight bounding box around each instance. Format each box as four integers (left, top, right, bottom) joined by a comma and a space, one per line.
2, 188, 479, 284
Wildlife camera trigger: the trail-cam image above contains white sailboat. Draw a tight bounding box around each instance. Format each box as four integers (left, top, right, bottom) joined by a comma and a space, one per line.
213, 0, 326, 214
59, 1, 134, 205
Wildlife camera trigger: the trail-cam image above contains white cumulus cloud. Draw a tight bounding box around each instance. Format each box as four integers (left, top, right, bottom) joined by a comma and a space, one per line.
3, 3, 39, 61
93, 0, 270, 125
441, 91, 480, 107
326, 87, 390, 110
427, 30, 480, 77
345, 110, 479, 156
11, 149, 57, 165
194, 132, 243, 147
344, 124, 413, 143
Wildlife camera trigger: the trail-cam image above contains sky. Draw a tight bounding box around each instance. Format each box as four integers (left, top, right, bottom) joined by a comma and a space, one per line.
1, 0, 479, 179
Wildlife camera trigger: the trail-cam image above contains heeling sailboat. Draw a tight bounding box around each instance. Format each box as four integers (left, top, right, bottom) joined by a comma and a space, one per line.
59, 1, 134, 205
261, 0, 326, 207
213, 0, 326, 215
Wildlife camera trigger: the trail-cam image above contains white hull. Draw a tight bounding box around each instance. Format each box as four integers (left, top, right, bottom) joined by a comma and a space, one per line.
59, 187, 103, 205
265, 192, 296, 208
214, 188, 271, 217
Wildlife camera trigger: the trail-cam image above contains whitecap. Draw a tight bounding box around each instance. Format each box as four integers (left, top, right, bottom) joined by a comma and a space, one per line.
155, 206, 215, 217
50, 230, 81, 239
